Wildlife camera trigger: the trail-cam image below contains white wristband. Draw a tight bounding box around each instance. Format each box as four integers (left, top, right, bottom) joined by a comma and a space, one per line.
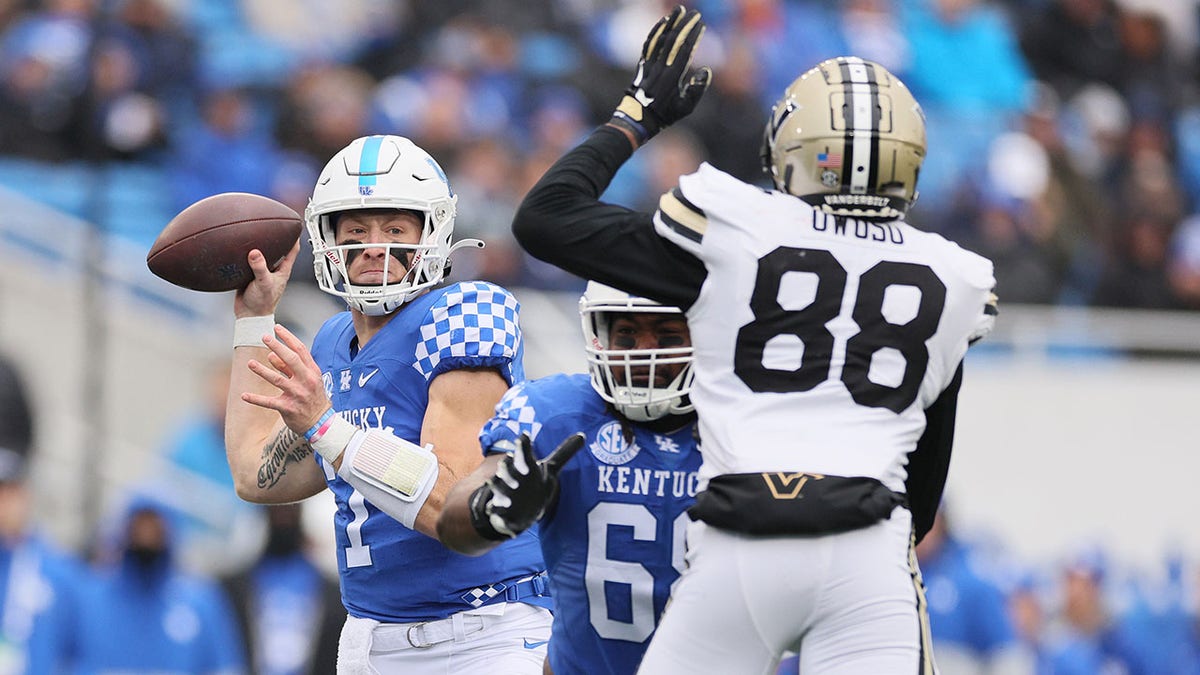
233, 315, 276, 348
311, 415, 361, 464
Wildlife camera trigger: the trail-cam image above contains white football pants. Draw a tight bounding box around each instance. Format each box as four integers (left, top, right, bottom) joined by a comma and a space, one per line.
638, 507, 935, 674
337, 601, 552, 674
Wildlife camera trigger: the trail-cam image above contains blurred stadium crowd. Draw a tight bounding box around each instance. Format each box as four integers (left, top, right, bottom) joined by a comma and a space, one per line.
1, 0, 1199, 672
2, 0, 1200, 307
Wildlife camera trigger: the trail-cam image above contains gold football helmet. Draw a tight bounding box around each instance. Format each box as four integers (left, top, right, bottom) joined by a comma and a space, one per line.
761, 56, 926, 219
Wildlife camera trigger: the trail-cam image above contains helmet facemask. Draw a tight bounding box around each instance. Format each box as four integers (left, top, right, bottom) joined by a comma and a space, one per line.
305, 135, 482, 315
761, 56, 926, 220
579, 282, 694, 422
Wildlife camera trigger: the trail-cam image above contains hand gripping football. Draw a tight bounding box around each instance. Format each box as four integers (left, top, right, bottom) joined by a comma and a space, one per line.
147, 192, 302, 292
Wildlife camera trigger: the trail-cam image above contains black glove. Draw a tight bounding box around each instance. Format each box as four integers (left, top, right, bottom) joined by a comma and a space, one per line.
610, 4, 712, 145
469, 432, 586, 541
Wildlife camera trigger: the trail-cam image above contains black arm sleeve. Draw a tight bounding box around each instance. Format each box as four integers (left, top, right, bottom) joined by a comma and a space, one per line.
904, 362, 964, 544
512, 125, 707, 309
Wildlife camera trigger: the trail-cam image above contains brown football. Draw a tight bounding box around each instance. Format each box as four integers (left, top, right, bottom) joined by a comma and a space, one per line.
147, 192, 302, 292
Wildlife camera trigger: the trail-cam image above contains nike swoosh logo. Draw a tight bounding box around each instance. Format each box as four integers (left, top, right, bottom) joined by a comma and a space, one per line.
358, 369, 379, 387
319, 176, 331, 185
523, 639, 549, 649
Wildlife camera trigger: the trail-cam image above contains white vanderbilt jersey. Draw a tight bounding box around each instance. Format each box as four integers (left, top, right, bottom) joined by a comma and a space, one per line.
654, 163, 996, 492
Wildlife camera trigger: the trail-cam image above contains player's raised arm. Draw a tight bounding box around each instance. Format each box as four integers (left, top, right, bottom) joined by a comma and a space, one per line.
225, 244, 327, 504
510, 5, 709, 310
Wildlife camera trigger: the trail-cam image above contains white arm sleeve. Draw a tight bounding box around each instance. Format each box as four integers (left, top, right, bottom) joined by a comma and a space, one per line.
335, 429, 439, 529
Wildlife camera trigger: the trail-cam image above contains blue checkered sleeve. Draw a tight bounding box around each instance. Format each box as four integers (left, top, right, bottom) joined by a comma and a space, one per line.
412, 281, 523, 383
479, 382, 543, 456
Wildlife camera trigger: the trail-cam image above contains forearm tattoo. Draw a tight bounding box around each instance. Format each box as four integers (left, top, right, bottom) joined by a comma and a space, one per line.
258, 427, 314, 490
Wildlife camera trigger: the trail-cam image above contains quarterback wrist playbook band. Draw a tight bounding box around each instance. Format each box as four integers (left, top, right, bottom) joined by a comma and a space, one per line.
336, 430, 439, 528
233, 315, 276, 348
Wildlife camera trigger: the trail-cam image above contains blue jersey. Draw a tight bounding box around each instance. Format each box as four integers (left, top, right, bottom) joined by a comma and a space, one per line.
310, 281, 546, 622
74, 563, 246, 674
920, 537, 1017, 657
0, 535, 85, 674
480, 374, 702, 675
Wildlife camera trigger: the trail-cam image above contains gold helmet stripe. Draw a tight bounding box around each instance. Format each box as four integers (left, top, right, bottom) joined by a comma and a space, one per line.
837, 57, 882, 196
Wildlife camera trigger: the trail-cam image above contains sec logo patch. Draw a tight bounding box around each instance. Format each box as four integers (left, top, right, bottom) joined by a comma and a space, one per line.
588, 421, 640, 465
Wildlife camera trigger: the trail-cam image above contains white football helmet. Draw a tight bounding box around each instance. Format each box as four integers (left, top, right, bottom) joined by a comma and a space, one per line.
762, 56, 926, 219
305, 135, 481, 315
579, 282, 694, 422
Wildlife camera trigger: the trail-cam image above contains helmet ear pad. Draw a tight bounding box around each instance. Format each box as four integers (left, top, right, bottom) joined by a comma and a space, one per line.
764, 57, 926, 220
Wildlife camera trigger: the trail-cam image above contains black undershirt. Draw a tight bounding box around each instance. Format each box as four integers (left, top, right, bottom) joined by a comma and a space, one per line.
512, 125, 706, 310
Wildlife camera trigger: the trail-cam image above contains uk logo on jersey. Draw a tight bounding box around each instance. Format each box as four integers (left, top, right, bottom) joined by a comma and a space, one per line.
588, 421, 640, 465
339, 369, 352, 393
655, 435, 681, 453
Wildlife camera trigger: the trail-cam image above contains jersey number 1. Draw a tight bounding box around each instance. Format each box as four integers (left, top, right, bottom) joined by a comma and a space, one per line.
734, 246, 946, 413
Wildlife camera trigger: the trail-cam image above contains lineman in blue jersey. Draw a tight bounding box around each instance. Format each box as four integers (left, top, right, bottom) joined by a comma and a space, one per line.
438, 282, 701, 675
224, 135, 551, 674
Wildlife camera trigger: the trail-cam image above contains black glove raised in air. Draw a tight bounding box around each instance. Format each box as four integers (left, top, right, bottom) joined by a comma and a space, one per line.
610, 4, 712, 146
469, 432, 586, 541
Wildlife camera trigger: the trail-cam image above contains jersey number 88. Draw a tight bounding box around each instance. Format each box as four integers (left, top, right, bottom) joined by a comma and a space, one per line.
734, 246, 946, 413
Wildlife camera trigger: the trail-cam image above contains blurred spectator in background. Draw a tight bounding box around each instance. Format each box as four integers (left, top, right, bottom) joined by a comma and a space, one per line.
1007, 569, 1054, 673
961, 135, 1066, 305
1015, 82, 1114, 303
1091, 212, 1181, 309
1042, 546, 1136, 674
82, 26, 169, 161
221, 503, 342, 675
111, 0, 198, 117
274, 63, 375, 167
169, 84, 284, 213
901, 0, 1033, 214
916, 507, 1033, 674
447, 135, 525, 287
1113, 8, 1186, 125
0, 354, 84, 673
629, 125, 705, 212
136, 362, 266, 577
1167, 215, 1200, 309
78, 0, 203, 163
0, 448, 84, 674
1111, 550, 1200, 675
76, 497, 246, 673
702, 0, 828, 109
0, 0, 97, 160
1018, 0, 1125, 99
242, 0, 405, 67
677, 35, 766, 185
